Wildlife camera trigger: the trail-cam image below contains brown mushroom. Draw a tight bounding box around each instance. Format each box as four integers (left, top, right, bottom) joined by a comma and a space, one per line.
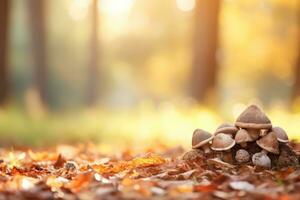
252, 152, 271, 168
235, 129, 254, 147
235, 104, 272, 129
235, 149, 250, 163
182, 149, 203, 161
211, 133, 235, 151
256, 131, 279, 154
214, 123, 238, 136
192, 129, 213, 153
272, 126, 289, 143
247, 129, 260, 140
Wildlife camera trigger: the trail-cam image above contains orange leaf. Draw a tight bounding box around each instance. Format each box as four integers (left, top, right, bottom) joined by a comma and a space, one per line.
194, 184, 217, 193
65, 172, 93, 192
130, 154, 165, 168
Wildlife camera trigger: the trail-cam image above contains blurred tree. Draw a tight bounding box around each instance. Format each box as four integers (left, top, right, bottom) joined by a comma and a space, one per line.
28, 0, 48, 106
86, 0, 100, 106
191, 0, 220, 103
293, 40, 300, 101
0, 0, 10, 106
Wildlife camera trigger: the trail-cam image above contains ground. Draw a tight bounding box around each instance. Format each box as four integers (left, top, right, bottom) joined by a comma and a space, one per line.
0, 143, 300, 200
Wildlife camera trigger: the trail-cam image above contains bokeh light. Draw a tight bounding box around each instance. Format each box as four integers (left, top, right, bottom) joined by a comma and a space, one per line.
99, 0, 135, 16
68, 0, 91, 21
176, 0, 195, 12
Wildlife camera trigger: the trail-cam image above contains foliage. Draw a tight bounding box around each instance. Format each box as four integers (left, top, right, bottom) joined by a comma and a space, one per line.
0, 143, 300, 199
9, 0, 300, 108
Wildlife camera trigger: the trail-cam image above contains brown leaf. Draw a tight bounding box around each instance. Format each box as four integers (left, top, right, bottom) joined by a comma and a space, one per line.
53, 154, 66, 169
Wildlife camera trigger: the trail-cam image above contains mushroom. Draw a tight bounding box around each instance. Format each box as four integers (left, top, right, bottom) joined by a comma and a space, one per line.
256, 131, 279, 155
182, 149, 203, 161
272, 126, 289, 143
214, 123, 238, 136
211, 133, 235, 151
235, 129, 253, 148
252, 152, 271, 168
235, 105, 272, 140
192, 129, 214, 154
235, 149, 250, 163
235, 104, 272, 129
247, 129, 260, 140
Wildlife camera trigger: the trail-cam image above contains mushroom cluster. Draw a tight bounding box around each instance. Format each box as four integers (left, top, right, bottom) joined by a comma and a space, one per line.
188, 104, 298, 168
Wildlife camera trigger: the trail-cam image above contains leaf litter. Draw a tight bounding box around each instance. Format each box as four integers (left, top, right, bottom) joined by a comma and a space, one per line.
0, 143, 300, 199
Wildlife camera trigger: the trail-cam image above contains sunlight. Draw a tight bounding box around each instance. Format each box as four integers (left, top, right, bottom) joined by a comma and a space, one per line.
99, 0, 135, 16
68, 0, 91, 21
232, 103, 247, 119
176, 0, 195, 12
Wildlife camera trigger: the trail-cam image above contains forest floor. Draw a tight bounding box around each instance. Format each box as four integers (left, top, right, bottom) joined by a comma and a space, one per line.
1, 143, 300, 200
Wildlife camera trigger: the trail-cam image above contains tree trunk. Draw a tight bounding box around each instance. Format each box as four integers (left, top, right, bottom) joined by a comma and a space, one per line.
292, 37, 300, 101
86, 0, 100, 106
0, 0, 10, 106
28, 0, 48, 106
190, 0, 220, 103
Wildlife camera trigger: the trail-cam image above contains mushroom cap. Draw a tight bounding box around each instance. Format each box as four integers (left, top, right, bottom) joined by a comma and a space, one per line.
256, 131, 279, 154
215, 123, 238, 135
192, 129, 214, 149
235, 129, 254, 144
235, 149, 250, 163
272, 126, 289, 143
211, 133, 236, 151
252, 152, 271, 168
235, 105, 272, 129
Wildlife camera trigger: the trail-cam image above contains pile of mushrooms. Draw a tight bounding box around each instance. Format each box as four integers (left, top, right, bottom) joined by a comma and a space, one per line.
189, 104, 298, 168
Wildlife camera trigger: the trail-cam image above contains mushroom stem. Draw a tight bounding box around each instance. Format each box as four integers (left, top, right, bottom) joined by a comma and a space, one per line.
222, 151, 233, 163
240, 142, 247, 148
247, 129, 259, 140
261, 149, 268, 155
203, 144, 211, 154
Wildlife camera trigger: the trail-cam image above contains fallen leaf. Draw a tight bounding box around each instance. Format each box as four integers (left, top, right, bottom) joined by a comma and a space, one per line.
194, 184, 217, 193
229, 181, 255, 191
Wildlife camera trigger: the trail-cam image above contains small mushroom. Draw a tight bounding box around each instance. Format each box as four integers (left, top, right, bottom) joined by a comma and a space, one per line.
214, 123, 238, 136
192, 129, 214, 153
182, 149, 203, 161
211, 133, 235, 151
235, 129, 253, 148
247, 129, 260, 141
235, 149, 250, 163
272, 126, 289, 143
235, 104, 272, 129
256, 131, 279, 154
252, 152, 271, 168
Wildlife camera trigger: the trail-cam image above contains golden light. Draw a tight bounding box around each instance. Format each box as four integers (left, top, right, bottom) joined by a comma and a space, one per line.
99, 0, 135, 16
232, 103, 246, 119
68, 0, 91, 21
20, 177, 37, 190
176, 0, 195, 12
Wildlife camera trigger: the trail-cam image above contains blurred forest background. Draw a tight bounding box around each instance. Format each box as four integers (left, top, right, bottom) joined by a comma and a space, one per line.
0, 0, 299, 148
